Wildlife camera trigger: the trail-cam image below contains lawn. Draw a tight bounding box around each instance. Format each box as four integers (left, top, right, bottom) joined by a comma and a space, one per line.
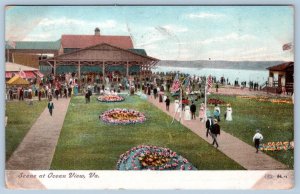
5, 100, 48, 160
204, 94, 294, 169
51, 95, 243, 170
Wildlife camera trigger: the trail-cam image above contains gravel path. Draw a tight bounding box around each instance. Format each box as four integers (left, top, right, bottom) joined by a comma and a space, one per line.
6, 98, 71, 170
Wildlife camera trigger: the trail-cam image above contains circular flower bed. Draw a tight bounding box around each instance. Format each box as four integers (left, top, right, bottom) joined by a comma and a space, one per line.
208, 98, 226, 105
100, 108, 146, 125
97, 95, 124, 102
116, 145, 197, 170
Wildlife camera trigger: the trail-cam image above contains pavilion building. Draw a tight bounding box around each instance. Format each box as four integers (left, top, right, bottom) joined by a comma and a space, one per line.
263, 61, 294, 94
6, 28, 159, 81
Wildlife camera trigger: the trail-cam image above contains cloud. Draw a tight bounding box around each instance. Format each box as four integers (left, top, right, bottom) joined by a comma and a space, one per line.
198, 33, 256, 45
161, 25, 188, 33
186, 12, 224, 19
22, 32, 58, 41
134, 32, 166, 47
38, 17, 118, 32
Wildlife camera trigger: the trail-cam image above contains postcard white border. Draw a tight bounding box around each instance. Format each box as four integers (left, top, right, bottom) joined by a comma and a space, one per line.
1, 0, 299, 193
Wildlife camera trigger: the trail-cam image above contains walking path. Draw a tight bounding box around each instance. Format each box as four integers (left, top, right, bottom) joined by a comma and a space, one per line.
148, 96, 288, 170
6, 98, 71, 170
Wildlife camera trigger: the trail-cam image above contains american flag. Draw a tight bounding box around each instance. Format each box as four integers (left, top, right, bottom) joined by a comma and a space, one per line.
206, 75, 212, 89
171, 73, 180, 93
184, 76, 191, 93
282, 42, 292, 51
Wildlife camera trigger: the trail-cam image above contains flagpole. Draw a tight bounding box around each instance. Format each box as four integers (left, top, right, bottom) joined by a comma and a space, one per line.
171, 75, 188, 124
7, 44, 9, 62
179, 84, 182, 123
204, 80, 207, 121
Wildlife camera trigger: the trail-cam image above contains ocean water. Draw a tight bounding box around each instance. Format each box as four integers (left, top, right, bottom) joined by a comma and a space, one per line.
153, 66, 269, 85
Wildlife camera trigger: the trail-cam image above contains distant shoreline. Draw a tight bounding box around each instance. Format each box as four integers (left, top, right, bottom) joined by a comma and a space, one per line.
155, 60, 288, 71
155, 65, 269, 71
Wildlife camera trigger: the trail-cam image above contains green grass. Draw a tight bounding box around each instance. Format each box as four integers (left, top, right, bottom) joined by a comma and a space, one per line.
51, 95, 243, 170
5, 100, 48, 160
204, 94, 294, 169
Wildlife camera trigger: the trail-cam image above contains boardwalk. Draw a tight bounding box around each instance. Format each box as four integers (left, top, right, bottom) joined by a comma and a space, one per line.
148, 96, 288, 170
6, 98, 71, 170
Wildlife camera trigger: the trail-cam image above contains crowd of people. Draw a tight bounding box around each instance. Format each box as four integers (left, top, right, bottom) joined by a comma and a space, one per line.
6, 70, 266, 152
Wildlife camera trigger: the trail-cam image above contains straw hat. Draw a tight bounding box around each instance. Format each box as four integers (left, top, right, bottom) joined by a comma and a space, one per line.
227, 103, 231, 107
214, 119, 218, 123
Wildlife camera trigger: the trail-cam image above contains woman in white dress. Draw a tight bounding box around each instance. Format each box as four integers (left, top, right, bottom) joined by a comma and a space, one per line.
226, 104, 233, 121
199, 103, 205, 122
184, 105, 191, 120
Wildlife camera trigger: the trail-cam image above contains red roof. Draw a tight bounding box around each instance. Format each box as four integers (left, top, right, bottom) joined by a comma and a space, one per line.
267, 62, 294, 71
61, 35, 134, 50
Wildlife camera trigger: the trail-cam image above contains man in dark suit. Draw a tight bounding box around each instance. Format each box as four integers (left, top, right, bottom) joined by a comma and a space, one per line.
190, 101, 196, 119
211, 119, 221, 148
165, 96, 170, 111
206, 116, 214, 137
153, 87, 158, 99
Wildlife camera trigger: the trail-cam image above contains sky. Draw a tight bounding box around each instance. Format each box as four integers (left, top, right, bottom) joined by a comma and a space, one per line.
5, 6, 294, 61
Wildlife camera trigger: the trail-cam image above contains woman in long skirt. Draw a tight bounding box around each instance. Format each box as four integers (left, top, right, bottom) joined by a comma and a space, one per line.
199, 103, 205, 122
226, 104, 233, 121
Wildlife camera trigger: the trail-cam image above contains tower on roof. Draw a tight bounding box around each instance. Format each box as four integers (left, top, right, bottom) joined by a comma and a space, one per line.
95, 27, 100, 36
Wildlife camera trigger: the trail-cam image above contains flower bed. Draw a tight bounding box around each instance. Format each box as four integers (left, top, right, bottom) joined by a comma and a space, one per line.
207, 98, 226, 105
236, 96, 293, 104
97, 95, 124, 102
100, 108, 146, 125
116, 145, 197, 170
259, 141, 294, 151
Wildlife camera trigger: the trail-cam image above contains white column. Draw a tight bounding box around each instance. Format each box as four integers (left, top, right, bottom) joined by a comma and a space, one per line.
53, 61, 56, 75
102, 61, 105, 83
126, 61, 129, 77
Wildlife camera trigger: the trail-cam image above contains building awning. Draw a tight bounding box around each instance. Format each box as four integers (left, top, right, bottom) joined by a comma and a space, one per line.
24, 71, 36, 79
6, 75, 30, 85
34, 71, 44, 78
17, 71, 36, 79
5, 72, 12, 78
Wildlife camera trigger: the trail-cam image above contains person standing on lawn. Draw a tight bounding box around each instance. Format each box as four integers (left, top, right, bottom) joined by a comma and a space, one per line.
253, 129, 263, 153
225, 104, 233, 121
38, 89, 42, 101
210, 119, 221, 148
165, 96, 170, 111
214, 104, 221, 121
190, 101, 196, 119
48, 99, 54, 116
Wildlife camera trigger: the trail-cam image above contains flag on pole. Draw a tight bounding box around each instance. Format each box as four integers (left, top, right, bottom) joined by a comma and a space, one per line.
183, 76, 191, 94
171, 73, 180, 93
282, 42, 293, 51
206, 75, 212, 90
